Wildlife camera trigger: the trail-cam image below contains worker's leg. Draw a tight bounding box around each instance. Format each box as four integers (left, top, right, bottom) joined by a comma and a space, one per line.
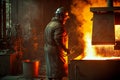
48, 78, 53, 80
53, 77, 62, 80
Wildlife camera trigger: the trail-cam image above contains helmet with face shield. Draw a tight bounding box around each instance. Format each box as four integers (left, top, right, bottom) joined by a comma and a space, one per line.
55, 7, 69, 18
55, 7, 69, 23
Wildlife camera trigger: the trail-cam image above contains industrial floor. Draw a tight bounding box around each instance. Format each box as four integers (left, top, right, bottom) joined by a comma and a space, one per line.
0, 75, 46, 80
0, 64, 68, 80
0, 75, 68, 80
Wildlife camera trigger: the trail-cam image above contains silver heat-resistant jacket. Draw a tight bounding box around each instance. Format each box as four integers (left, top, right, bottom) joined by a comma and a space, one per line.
44, 17, 68, 78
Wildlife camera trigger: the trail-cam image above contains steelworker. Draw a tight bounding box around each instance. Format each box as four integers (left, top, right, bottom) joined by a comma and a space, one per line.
44, 7, 70, 80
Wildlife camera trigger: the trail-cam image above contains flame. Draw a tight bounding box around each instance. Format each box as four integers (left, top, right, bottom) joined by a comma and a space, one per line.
115, 25, 120, 41
71, 0, 120, 60
83, 33, 97, 59
71, 0, 98, 60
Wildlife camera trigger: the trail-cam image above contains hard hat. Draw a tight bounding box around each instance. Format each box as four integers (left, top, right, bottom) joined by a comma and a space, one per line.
55, 7, 67, 15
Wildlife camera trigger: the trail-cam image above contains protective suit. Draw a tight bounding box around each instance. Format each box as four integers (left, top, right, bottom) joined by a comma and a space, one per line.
44, 7, 70, 80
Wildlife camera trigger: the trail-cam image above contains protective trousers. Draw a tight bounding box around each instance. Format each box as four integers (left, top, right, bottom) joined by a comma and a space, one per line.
48, 77, 62, 80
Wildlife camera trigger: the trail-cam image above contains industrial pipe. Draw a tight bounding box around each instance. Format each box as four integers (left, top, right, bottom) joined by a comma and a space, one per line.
0, 0, 2, 39
3, 0, 6, 40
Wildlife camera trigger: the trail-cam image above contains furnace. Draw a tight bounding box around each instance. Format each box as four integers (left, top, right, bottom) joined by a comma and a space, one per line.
91, 0, 120, 45
68, 0, 120, 80
69, 59, 120, 80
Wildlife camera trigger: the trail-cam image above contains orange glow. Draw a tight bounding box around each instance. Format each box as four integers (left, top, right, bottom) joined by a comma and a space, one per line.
33, 60, 40, 77
71, 0, 120, 60
115, 25, 120, 41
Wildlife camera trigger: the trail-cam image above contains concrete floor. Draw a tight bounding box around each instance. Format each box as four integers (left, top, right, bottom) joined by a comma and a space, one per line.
0, 75, 46, 80
0, 64, 68, 80
0, 75, 68, 80
0, 65, 47, 80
